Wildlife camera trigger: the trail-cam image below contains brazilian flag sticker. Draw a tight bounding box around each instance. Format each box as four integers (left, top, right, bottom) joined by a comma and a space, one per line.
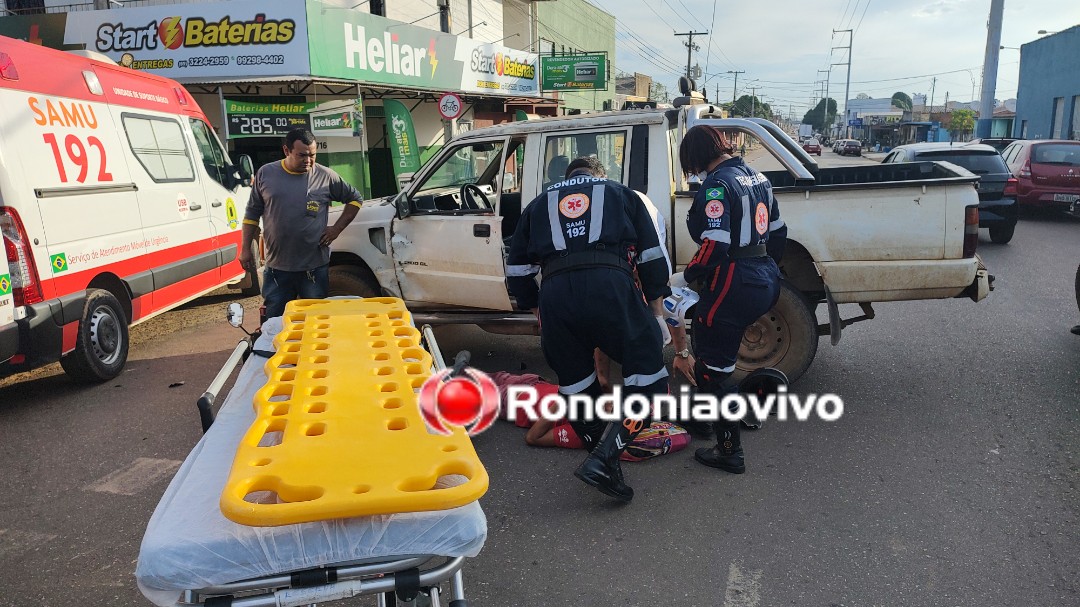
225, 197, 239, 230
0, 274, 10, 296
50, 253, 68, 274
706, 187, 723, 200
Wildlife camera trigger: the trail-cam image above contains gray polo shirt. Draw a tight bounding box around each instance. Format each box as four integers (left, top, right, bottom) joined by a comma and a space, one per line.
244, 161, 363, 272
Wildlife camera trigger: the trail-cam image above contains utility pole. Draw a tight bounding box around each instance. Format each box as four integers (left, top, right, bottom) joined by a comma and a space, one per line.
437, 0, 451, 34
977, 0, 1005, 137
675, 31, 708, 80
726, 69, 745, 112
751, 86, 757, 118
833, 29, 853, 137
928, 76, 937, 123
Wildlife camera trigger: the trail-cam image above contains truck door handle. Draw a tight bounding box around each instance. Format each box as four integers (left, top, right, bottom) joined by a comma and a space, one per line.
473, 224, 491, 237
189, 204, 202, 211
211, 201, 223, 207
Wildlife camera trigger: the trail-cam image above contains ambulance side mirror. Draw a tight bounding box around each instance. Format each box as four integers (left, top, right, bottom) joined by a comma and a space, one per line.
235, 155, 254, 188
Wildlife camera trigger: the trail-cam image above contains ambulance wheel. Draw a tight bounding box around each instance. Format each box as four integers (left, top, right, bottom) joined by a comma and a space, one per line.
60, 289, 130, 383
328, 264, 379, 298
732, 281, 817, 384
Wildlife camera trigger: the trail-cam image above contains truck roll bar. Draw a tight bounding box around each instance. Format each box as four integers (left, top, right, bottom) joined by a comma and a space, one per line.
682, 106, 818, 186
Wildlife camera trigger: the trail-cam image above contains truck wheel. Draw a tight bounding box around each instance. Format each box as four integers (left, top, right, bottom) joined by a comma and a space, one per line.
988, 223, 1015, 244
60, 289, 130, 383
328, 265, 380, 298
732, 282, 818, 384
240, 241, 262, 297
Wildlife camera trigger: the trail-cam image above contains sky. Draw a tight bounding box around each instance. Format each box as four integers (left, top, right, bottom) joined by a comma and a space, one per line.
584, 0, 1080, 119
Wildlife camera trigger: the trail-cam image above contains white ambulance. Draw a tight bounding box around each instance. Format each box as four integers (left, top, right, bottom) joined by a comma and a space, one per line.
0, 36, 255, 382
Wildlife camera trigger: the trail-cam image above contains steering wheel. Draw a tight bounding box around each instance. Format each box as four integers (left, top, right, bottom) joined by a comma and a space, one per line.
460, 184, 491, 210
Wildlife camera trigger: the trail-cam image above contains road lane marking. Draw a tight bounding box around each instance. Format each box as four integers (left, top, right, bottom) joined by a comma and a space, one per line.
0, 529, 58, 560
85, 457, 181, 496
723, 561, 763, 607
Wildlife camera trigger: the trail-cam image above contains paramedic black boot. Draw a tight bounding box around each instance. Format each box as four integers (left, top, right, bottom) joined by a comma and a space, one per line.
574, 420, 640, 502
693, 421, 745, 474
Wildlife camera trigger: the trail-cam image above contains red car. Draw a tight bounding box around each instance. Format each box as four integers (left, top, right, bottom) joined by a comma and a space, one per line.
802, 138, 822, 156
1000, 139, 1080, 214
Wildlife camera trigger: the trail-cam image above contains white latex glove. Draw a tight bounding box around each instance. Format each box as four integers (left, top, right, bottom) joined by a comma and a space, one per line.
655, 314, 672, 346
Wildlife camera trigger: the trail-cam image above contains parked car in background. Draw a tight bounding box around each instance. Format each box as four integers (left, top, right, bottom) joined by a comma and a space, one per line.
968, 137, 1018, 153
802, 138, 822, 155
999, 139, 1080, 215
883, 142, 1019, 243
832, 139, 846, 153
839, 140, 863, 156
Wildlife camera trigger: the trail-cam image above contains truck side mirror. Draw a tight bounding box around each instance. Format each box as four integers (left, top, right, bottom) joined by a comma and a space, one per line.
395, 191, 411, 219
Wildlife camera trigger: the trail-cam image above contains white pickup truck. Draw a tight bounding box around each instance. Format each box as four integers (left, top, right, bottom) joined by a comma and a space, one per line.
325, 99, 991, 381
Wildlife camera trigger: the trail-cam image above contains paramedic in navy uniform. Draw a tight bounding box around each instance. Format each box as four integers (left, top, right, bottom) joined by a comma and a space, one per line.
679, 125, 787, 474
506, 156, 670, 503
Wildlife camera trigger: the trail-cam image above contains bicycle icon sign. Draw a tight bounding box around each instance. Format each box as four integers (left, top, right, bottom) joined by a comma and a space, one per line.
438, 93, 464, 120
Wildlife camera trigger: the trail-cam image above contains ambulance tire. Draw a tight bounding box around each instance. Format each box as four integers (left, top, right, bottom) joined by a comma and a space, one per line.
328, 264, 380, 298
731, 281, 818, 385
60, 289, 130, 383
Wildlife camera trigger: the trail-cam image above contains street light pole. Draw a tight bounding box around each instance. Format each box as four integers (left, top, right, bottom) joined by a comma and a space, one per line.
977, 0, 1005, 137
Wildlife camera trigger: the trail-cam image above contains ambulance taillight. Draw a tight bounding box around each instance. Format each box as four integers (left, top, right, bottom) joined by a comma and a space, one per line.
0, 52, 18, 80
0, 207, 43, 306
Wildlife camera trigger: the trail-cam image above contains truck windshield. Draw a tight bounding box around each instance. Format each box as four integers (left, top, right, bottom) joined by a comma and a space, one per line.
415, 141, 506, 194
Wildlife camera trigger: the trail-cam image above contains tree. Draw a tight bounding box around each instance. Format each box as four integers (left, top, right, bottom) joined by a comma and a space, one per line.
891, 92, 913, 111
949, 109, 977, 138
731, 94, 771, 118
802, 98, 837, 133
649, 82, 670, 103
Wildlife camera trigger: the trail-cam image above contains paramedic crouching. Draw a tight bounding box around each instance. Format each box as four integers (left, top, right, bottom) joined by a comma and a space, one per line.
239, 129, 364, 319
506, 156, 671, 503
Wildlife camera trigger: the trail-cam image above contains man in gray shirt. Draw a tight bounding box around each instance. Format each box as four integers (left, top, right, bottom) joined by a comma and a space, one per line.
239, 129, 363, 318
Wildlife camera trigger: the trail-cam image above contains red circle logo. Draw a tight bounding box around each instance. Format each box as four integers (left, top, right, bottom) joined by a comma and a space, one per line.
754, 202, 769, 235
157, 17, 184, 50
436, 377, 483, 425
705, 200, 724, 219
418, 368, 501, 436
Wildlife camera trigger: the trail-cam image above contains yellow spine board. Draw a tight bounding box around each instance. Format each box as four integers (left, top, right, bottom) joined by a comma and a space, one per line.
219, 298, 489, 527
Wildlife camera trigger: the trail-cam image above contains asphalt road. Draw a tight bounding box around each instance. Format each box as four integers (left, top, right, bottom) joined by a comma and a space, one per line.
0, 151, 1077, 607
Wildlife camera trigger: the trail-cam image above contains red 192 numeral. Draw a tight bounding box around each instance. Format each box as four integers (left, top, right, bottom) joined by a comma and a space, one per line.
43, 133, 113, 184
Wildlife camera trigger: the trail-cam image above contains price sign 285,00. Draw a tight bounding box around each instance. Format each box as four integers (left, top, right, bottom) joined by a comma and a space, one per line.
227, 113, 312, 138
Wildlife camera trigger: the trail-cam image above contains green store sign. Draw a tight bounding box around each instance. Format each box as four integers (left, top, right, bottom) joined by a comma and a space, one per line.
307, 2, 539, 96
539, 54, 607, 92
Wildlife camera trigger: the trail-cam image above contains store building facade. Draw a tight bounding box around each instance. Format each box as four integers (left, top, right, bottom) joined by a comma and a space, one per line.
0, 0, 561, 198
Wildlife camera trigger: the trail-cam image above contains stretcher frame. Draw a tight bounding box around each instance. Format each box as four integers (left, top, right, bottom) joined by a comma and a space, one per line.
138, 308, 482, 607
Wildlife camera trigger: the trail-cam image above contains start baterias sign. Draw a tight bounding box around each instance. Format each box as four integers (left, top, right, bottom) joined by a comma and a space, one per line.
0, 0, 309, 79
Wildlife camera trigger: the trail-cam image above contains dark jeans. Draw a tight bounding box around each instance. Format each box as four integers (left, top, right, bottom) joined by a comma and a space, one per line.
262, 264, 329, 318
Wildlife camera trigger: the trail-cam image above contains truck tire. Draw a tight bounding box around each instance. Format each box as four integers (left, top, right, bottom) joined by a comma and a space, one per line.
328, 264, 380, 298
60, 289, 130, 383
240, 241, 262, 297
732, 281, 818, 384
989, 223, 1015, 244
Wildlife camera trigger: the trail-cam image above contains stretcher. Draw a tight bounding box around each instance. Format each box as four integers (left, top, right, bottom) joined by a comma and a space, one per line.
136, 299, 488, 607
